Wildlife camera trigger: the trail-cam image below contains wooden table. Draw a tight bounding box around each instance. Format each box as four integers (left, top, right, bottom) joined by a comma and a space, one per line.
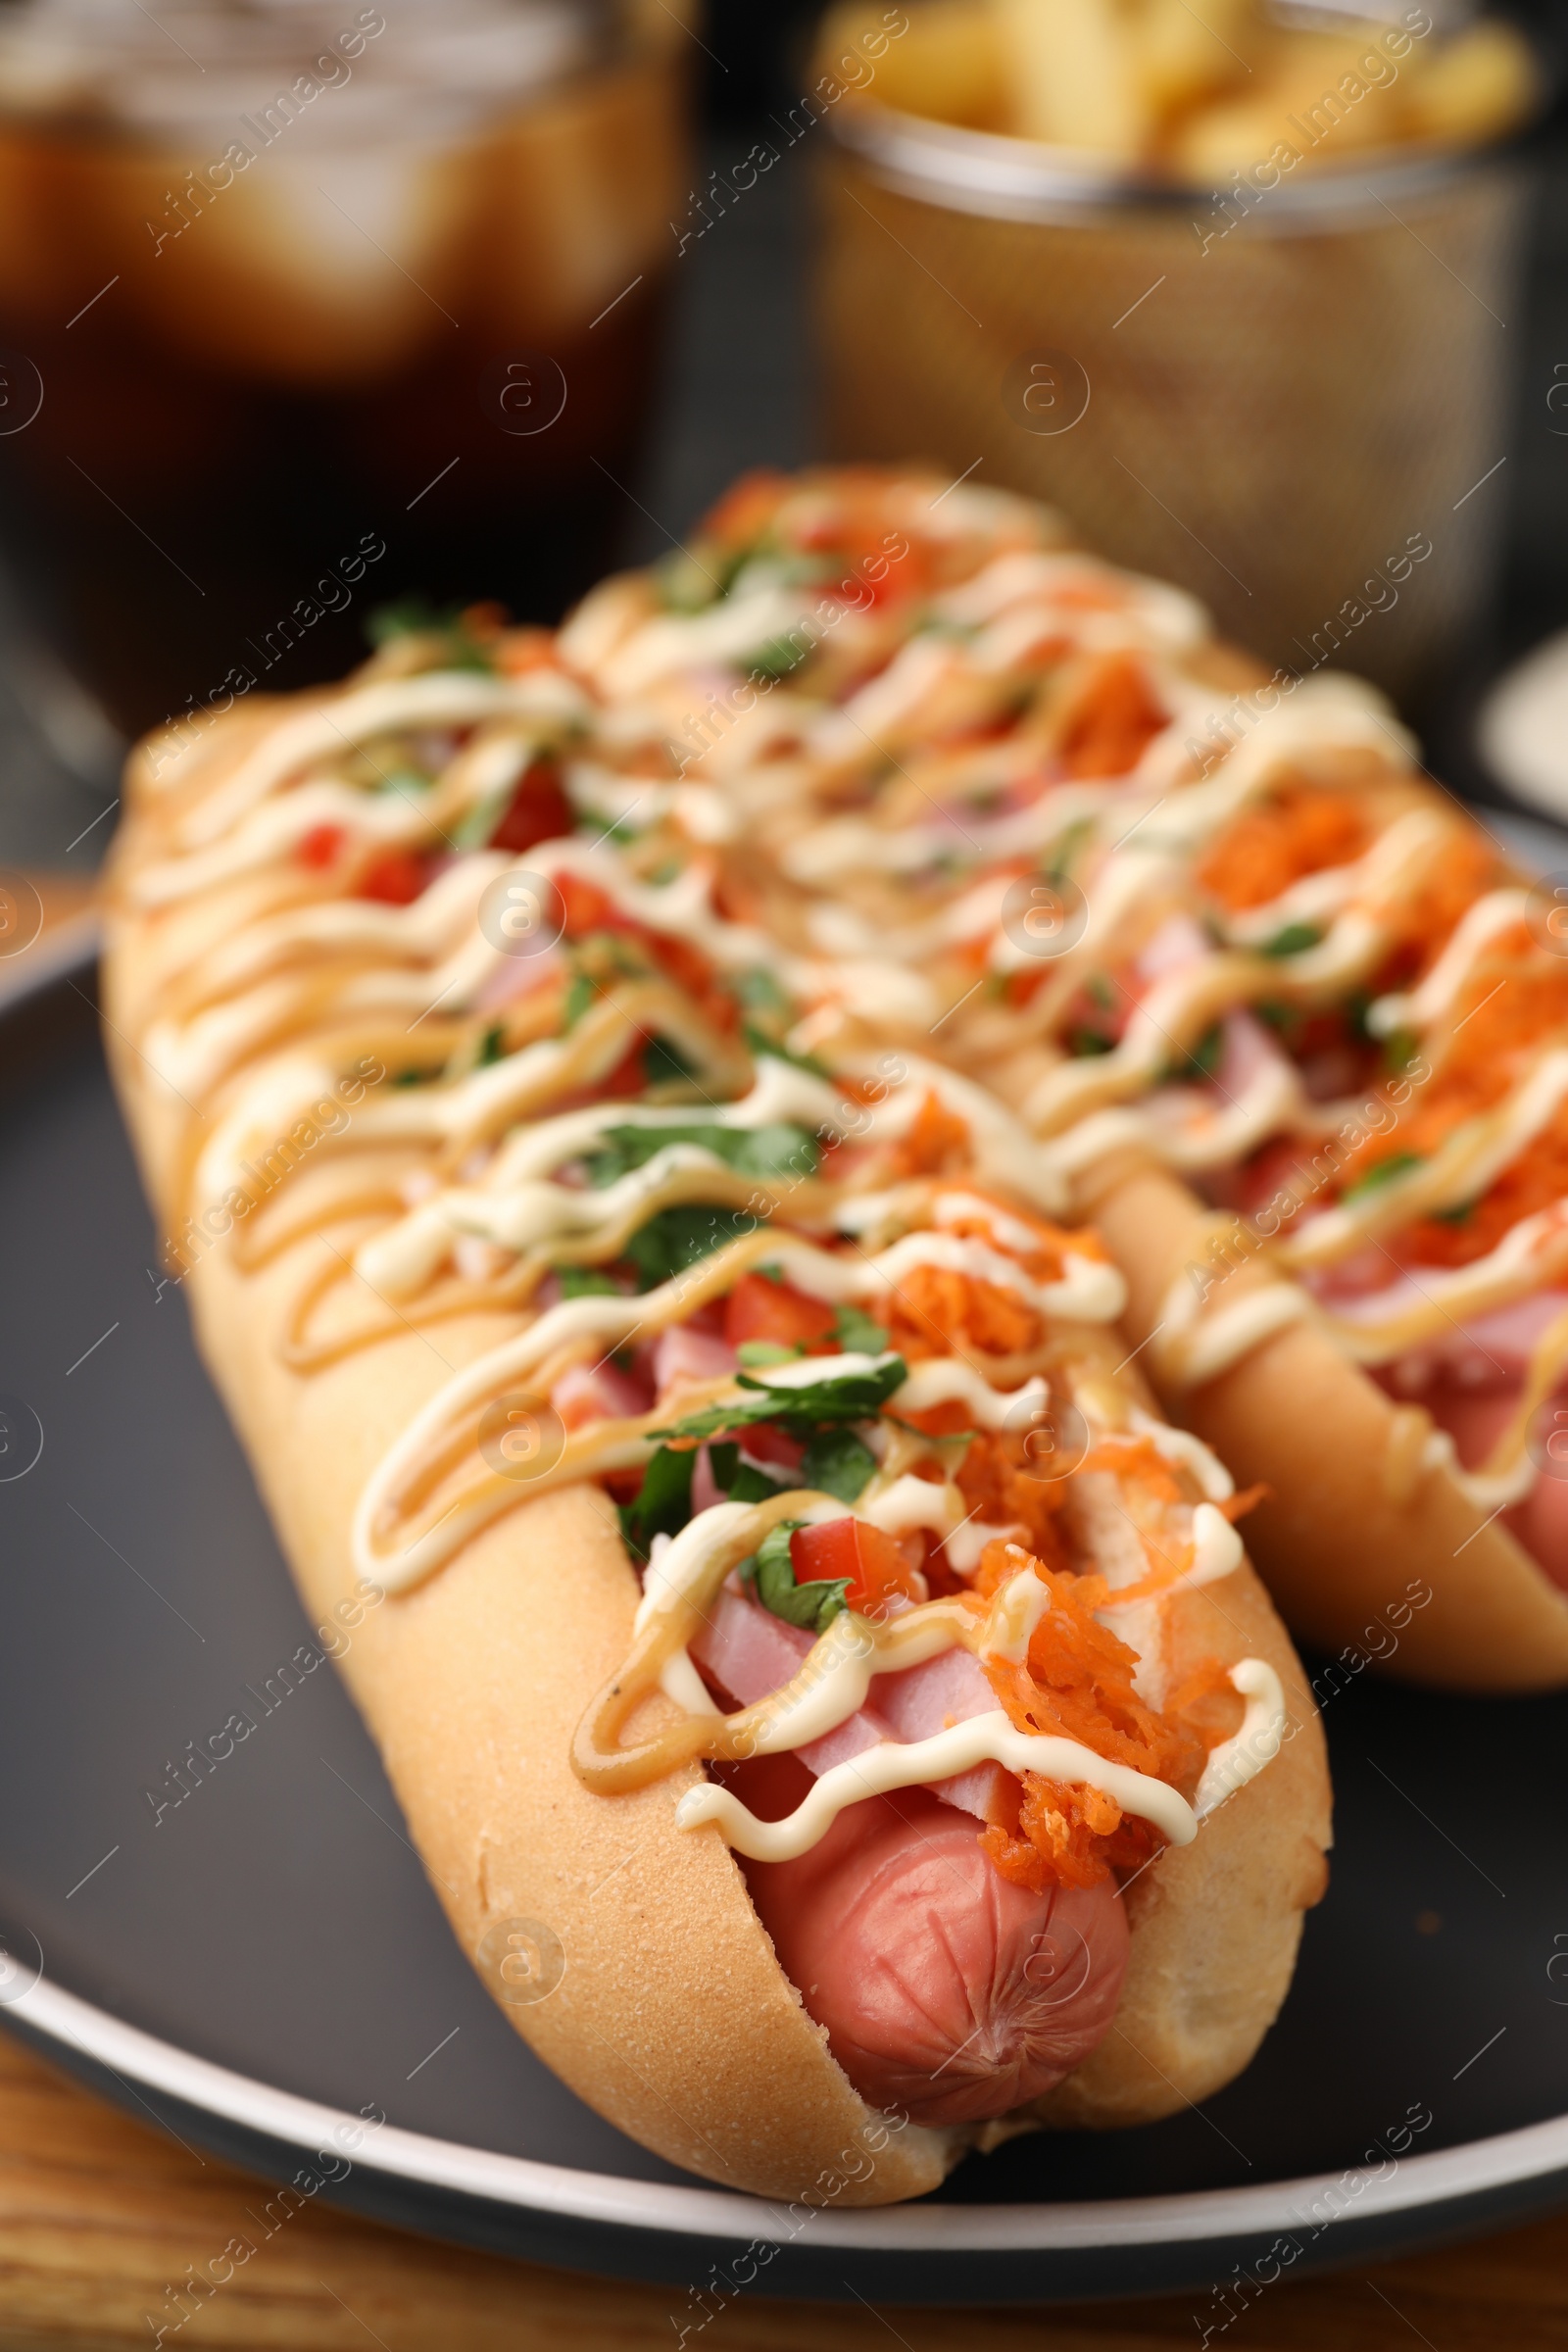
5, 876, 1561, 2347
0, 2028, 1562, 2351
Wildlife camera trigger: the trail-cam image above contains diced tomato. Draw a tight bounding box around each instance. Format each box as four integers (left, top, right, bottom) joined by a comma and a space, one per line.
297, 822, 346, 870
595, 1039, 650, 1100
723, 1271, 838, 1354
490, 759, 573, 856
650, 929, 728, 1012
356, 848, 429, 906
790, 1518, 924, 1615
557, 872, 623, 939
733, 1421, 805, 1473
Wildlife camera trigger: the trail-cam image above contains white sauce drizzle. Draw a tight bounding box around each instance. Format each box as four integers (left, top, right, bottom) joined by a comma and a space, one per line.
1194, 1660, 1287, 1816
675, 1716, 1198, 1861
1366, 888, 1530, 1039
1154, 1278, 1315, 1391
179, 670, 586, 849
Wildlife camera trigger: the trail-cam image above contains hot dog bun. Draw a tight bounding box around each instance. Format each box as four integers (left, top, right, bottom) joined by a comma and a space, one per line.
101, 688, 1330, 2203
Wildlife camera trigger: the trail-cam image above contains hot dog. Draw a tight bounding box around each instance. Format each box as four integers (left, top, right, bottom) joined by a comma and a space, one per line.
552, 466, 1568, 1690
744, 1784, 1130, 2127
104, 638, 1329, 2201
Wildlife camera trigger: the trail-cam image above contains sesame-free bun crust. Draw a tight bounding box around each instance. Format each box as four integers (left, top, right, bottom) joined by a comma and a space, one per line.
1081, 1160, 1568, 1694
100, 698, 1330, 2201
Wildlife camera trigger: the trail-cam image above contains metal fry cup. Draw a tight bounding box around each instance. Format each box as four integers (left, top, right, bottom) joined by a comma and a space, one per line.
820, 96, 1536, 702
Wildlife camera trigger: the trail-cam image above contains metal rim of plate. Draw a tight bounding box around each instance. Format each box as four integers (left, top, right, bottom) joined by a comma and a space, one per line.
10, 918, 1568, 2305
11, 1965, 1568, 2301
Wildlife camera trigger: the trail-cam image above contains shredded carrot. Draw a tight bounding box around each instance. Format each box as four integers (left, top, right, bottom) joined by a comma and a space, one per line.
1333, 927, 1568, 1264
1056, 655, 1168, 780
879, 1262, 1042, 1362
1445, 944, 1568, 1075
936, 1191, 1111, 1276
883, 1089, 972, 1180
972, 1543, 1207, 1889
1403, 1111, 1568, 1267
1197, 781, 1370, 912
1077, 1435, 1185, 1509
983, 1773, 1157, 1890
1375, 829, 1499, 985
953, 1433, 1074, 1569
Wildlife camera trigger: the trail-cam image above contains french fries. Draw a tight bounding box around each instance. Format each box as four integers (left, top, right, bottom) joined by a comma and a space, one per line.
820, 0, 1538, 176
816, 1, 1004, 129
995, 0, 1146, 155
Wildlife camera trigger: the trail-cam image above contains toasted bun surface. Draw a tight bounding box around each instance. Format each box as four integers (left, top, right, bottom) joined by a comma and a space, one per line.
101, 700, 1331, 2198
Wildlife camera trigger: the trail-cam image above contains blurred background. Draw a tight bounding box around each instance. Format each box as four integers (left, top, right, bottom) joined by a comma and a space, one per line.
0, 0, 1562, 869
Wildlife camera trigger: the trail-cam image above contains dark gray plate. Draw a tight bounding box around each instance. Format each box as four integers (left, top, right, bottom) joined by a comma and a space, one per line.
3, 929, 1568, 2310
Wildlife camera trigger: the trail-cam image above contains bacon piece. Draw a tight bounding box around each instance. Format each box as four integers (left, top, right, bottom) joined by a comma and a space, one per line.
653, 1324, 738, 1404
690, 1587, 1007, 1819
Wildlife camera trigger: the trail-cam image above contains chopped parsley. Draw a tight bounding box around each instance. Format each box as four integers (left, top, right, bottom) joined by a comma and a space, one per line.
621, 1362, 895, 1569
562, 932, 654, 1031
554, 1265, 621, 1298
1167, 1021, 1224, 1084
798, 1425, 877, 1503
656, 543, 750, 614
740, 1520, 848, 1634
1343, 1152, 1424, 1202
743, 1024, 831, 1080
618, 1444, 694, 1559
708, 1442, 785, 1506
833, 1301, 886, 1354
452, 787, 514, 851
730, 966, 794, 1021
1260, 920, 1324, 959
583, 1121, 817, 1189
562, 970, 597, 1031
749, 633, 811, 682
644, 1034, 698, 1089
622, 1205, 758, 1291
654, 1354, 907, 1445
367, 594, 494, 672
